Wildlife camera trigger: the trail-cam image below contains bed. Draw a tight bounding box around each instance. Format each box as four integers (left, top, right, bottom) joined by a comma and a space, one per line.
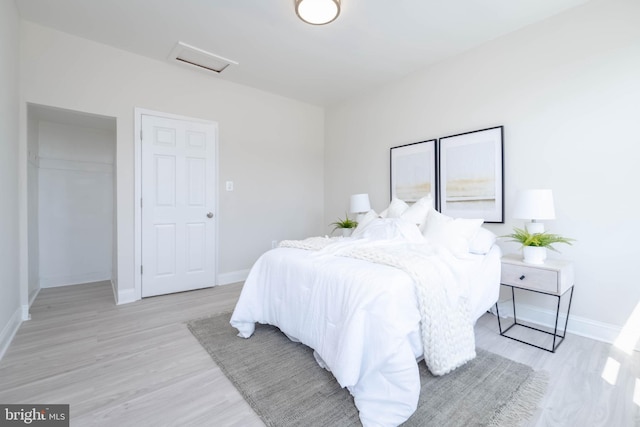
230, 203, 501, 427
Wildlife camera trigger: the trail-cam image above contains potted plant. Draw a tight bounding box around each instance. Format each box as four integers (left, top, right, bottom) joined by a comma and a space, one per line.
330, 214, 358, 237
503, 227, 574, 264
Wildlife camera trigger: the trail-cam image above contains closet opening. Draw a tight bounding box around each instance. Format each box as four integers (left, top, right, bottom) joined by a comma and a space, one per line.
27, 104, 117, 304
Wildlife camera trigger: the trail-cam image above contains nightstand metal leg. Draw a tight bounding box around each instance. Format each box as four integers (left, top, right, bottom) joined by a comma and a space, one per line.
496, 284, 575, 353
511, 287, 516, 323
563, 287, 574, 338
552, 294, 562, 350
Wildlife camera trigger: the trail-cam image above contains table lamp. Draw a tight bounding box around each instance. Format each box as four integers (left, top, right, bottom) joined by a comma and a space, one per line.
512, 189, 556, 234
350, 193, 371, 223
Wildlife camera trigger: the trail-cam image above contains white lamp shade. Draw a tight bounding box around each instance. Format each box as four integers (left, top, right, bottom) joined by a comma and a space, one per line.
295, 0, 341, 25
350, 193, 371, 213
512, 189, 556, 220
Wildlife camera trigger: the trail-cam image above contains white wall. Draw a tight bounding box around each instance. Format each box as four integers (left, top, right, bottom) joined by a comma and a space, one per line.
37, 120, 115, 287
325, 0, 640, 339
20, 21, 325, 302
0, 0, 22, 359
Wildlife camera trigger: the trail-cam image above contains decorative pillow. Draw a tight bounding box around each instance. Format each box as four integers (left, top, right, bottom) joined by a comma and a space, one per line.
360, 218, 425, 243
383, 198, 409, 218
469, 227, 497, 255
351, 209, 379, 238
400, 195, 434, 230
422, 208, 483, 255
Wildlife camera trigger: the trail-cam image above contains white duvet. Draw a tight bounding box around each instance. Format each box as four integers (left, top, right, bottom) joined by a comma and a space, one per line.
230, 232, 500, 426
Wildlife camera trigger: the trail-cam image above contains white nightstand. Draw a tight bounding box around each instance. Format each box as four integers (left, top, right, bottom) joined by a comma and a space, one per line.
495, 253, 575, 353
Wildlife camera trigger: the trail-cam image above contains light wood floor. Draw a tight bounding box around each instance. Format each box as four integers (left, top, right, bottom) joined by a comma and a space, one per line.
0, 282, 638, 426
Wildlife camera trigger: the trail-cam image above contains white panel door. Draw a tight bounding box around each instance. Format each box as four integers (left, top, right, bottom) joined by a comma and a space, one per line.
141, 114, 216, 297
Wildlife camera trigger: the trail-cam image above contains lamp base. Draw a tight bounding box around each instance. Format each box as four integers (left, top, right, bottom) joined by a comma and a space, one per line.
525, 221, 545, 234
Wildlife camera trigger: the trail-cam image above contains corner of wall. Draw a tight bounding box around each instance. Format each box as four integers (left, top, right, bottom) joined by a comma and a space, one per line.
0, 0, 22, 363
21, 287, 41, 321
111, 278, 135, 305
0, 307, 22, 361
115, 282, 136, 305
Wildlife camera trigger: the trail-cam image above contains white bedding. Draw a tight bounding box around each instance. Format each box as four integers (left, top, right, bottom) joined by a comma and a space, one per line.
230, 239, 500, 426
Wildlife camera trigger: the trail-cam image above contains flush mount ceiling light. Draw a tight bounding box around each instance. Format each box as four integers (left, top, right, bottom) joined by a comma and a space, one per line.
295, 0, 341, 25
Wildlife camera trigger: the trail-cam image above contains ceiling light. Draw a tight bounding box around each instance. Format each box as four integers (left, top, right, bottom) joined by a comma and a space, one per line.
295, 0, 341, 25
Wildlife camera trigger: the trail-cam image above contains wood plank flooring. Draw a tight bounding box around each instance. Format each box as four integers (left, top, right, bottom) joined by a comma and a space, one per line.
0, 281, 638, 426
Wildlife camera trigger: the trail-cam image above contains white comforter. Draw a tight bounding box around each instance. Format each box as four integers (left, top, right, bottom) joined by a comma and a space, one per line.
230, 237, 499, 426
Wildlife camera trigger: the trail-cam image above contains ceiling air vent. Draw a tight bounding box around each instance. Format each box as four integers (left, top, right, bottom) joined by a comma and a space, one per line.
169, 42, 238, 74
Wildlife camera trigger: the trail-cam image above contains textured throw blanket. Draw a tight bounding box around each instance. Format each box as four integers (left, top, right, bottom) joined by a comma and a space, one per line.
279, 237, 476, 376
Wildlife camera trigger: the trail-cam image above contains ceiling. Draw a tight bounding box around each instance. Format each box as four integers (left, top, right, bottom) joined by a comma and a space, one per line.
16, 0, 589, 106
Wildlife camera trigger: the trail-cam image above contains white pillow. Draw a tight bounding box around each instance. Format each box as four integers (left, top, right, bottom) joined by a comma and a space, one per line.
401, 195, 434, 230
469, 227, 497, 255
382, 198, 409, 218
351, 209, 379, 238
422, 208, 483, 255
360, 218, 425, 243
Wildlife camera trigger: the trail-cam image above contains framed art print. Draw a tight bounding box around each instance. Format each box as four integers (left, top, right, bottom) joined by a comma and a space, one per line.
438, 126, 504, 223
390, 139, 437, 205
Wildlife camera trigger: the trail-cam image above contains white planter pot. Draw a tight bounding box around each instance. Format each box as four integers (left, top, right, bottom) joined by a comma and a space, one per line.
523, 246, 547, 264
342, 228, 353, 237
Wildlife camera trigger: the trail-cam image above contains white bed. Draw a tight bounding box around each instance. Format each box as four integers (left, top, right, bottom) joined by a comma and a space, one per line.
231, 207, 501, 427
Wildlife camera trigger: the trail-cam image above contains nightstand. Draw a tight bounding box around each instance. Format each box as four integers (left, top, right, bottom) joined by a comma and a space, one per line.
495, 253, 575, 353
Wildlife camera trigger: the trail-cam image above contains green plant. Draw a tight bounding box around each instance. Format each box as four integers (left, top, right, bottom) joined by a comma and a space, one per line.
502, 227, 575, 252
330, 214, 358, 232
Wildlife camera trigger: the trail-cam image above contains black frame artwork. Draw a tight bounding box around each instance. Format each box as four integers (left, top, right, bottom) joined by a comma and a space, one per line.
438, 126, 504, 223
390, 139, 438, 207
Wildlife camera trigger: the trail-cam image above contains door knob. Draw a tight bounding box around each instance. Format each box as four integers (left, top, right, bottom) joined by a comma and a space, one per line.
207, 212, 214, 218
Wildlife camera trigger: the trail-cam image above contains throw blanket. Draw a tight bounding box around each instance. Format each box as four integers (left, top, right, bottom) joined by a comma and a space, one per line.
280, 237, 475, 375
279, 236, 339, 251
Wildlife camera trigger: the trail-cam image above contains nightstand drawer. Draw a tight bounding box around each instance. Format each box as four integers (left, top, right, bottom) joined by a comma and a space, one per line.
500, 254, 574, 295
501, 263, 559, 293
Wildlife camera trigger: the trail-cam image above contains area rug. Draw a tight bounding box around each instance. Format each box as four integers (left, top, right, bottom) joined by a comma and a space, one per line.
187, 313, 547, 427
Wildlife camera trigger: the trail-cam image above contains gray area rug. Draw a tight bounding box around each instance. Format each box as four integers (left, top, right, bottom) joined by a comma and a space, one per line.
187, 313, 547, 427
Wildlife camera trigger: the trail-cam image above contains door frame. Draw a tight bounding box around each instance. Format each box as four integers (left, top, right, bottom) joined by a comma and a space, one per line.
134, 108, 219, 301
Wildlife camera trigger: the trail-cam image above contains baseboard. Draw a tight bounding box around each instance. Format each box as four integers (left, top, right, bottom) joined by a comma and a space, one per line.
21, 305, 30, 321
218, 269, 250, 286
0, 307, 22, 362
112, 277, 136, 306
495, 300, 640, 352
40, 271, 112, 288
111, 278, 118, 304
113, 270, 248, 305
116, 287, 136, 305
28, 287, 40, 307
21, 287, 41, 321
